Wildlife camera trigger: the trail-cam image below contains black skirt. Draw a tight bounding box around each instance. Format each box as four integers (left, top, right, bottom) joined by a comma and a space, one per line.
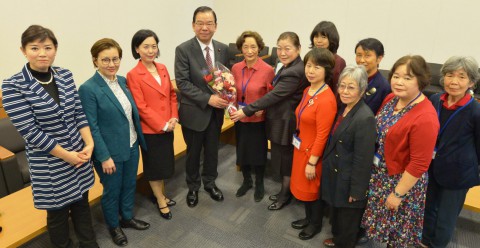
235, 121, 268, 166
141, 132, 175, 180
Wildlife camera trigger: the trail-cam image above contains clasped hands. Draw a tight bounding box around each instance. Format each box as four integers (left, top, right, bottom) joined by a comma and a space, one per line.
64, 144, 93, 168
166, 118, 178, 132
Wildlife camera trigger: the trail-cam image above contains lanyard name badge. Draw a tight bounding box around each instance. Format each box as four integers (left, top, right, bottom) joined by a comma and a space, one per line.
374, 92, 422, 164
292, 84, 326, 149
238, 68, 255, 110
377, 92, 422, 135
373, 153, 381, 166
432, 97, 474, 159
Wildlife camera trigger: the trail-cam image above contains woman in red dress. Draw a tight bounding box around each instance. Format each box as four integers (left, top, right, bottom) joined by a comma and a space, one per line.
290, 48, 337, 240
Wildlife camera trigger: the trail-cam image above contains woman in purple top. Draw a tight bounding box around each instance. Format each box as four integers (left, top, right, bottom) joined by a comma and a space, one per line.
309, 21, 346, 93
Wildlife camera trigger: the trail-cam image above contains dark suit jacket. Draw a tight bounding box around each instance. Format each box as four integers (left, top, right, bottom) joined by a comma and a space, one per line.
322, 101, 376, 208
429, 93, 480, 189
242, 56, 308, 145
365, 71, 391, 115
174, 37, 228, 132
79, 71, 146, 163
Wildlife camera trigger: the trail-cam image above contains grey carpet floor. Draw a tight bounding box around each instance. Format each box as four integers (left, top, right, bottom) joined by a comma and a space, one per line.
22, 143, 480, 248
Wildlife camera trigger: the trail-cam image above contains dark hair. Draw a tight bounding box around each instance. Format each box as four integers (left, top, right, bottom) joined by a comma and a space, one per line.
277, 31, 301, 49
90, 38, 122, 68
355, 38, 385, 57
21, 25, 58, 48
309, 21, 339, 53
235, 31, 265, 51
131, 29, 159, 60
193, 6, 217, 23
389, 55, 431, 91
304, 48, 336, 85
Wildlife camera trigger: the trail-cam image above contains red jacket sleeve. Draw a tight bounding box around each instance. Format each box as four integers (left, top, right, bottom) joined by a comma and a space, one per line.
311, 90, 337, 157
166, 69, 179, 120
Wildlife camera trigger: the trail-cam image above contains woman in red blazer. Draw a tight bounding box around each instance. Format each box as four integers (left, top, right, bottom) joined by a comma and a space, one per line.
127, 29, 178, 220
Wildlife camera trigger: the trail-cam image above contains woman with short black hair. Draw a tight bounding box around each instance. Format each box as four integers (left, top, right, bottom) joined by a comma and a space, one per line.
354, 38, 391, 114
127, 29, 179, 220
2, 25, 98, 248
309, 21, 346, 92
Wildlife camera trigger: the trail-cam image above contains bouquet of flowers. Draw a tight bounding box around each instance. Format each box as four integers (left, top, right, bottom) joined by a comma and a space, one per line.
203, 62, 238, 117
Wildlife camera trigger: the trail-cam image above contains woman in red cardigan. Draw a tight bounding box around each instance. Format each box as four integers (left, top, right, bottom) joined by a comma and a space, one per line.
361, 55, 439, 247
127, 30, 178, 220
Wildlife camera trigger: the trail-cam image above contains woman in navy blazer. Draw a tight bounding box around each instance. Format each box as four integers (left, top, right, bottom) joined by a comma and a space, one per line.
2, 25, 98, 248
422, 56, 480, 248
79, 38, 149, 247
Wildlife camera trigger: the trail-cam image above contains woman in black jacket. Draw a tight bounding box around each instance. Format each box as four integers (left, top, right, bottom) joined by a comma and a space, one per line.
321, 65, 376, 248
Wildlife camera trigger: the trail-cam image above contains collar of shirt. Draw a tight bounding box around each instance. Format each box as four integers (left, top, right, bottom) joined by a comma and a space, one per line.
196, 38, 215, 59
98, 71, 118, 85
240, 59, 260, 72
440, 92, 472, 110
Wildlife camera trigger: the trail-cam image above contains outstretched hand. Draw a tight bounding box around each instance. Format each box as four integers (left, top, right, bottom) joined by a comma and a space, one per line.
230, 109, 246, 122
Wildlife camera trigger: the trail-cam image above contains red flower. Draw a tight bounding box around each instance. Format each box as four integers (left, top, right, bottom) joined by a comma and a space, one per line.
224, 81, 231, 90
204, 74, 213, 82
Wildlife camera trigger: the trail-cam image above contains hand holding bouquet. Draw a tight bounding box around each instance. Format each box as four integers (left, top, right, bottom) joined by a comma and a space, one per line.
203, 62, 238, 117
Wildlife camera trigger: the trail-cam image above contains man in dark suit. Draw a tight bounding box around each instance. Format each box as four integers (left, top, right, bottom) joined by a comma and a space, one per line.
174, 6, 229, 207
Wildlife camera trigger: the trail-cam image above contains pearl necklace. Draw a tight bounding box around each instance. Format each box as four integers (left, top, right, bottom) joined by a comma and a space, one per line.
36, 73, 53, 85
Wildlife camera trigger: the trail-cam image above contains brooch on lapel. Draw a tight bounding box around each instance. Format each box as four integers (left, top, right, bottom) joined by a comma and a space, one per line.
308, 99, 314, 106
366, 87, 377, 96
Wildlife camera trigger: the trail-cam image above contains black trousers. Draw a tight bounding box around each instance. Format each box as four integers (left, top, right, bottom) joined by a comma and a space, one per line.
305, 198, 324, 228
182, 111, 222, 191
46, 191, 98, 248
331, 207, 365, 248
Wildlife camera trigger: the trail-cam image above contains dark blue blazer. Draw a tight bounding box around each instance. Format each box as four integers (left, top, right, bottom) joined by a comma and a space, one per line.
364, 72, 391, 114
429, 93, 480, 189
79, 72, 146, 163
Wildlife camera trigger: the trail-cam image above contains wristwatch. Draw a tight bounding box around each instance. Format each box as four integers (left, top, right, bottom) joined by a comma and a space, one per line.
393, 190, 405, 199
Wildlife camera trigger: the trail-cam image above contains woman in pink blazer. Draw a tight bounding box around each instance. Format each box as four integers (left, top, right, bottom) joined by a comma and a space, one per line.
127, 29, 178, 220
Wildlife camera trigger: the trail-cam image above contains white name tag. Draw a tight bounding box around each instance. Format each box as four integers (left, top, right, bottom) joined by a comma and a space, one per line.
238, 102, 246, 110
373, 153, 381, 166
292, 135, 301, 149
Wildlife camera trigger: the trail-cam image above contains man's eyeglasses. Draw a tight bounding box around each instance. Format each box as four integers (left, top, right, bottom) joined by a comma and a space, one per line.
194, 22, 215, 28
